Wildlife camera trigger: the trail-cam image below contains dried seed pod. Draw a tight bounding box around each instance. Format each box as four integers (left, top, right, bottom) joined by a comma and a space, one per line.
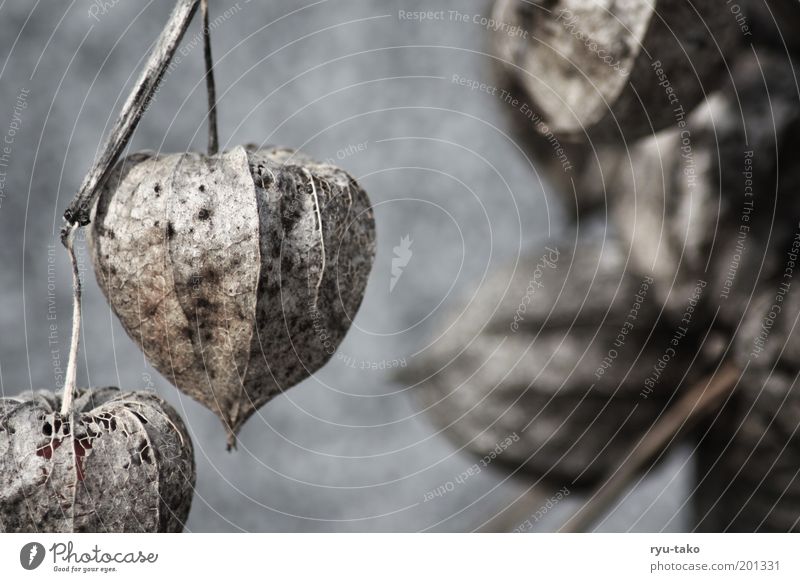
399, 235, 716, 487
491, 62, 620, 217
693, 368, 800, 532
490, 0, 736, 142
0, 387, 195, 532
611, 49, 800, 320
608, 112, 716, 317
89, 146, 375, 445
602, 46, 800, 532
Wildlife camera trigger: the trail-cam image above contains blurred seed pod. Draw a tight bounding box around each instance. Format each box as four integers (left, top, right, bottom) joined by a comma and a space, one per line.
693, 368, 800, 532
399, 234, 717, 487
611, 48, 800, 321
491, 59, 622, 218
0, 387, 195, 533
489, 0, 736, 143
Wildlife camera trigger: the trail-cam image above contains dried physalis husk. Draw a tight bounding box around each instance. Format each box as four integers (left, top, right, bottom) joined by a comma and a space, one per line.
490, 0, 736, 142
398, 234, 717, 487
0, 387, 195, 532
693, 367, 800, 532
610, 49, 800, 321
89, 145, 375, 446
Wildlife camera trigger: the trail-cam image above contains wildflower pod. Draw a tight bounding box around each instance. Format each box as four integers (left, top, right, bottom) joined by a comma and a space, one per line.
490, 0, 736, 142
88, 145, 376, 446
610, 49, 800, 323
0, 387, 195, 532
398, 235, 716, 486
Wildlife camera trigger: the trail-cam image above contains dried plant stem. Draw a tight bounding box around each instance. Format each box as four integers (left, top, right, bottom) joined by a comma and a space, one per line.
477, 486, 550, 532
303, 169, 327, 304
201, 0, 219, 156
63, 0, 200, 227
559, 363, 741, 532
60, 225, 82, 416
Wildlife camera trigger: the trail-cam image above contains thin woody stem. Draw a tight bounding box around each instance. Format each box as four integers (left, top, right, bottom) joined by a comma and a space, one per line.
64, 0, 201, 227
201, 0, 219, 156
59, 225, 82, 416
559, 363, 741, 533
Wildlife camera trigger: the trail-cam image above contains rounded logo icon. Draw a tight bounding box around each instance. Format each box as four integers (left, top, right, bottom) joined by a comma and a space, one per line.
20, 542, 46, 570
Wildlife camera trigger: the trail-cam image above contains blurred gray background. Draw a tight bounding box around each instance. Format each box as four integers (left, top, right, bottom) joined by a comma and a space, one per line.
0, 0, 690, 531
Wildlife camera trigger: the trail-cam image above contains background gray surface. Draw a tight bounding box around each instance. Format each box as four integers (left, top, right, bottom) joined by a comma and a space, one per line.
0, 0, 690, 531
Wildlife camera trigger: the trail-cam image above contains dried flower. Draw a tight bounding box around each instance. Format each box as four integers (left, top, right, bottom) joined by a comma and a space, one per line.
490, 0, 735, 141
0, 387, 195, 532
399, 236, 716, 486
89, 145, 375, 445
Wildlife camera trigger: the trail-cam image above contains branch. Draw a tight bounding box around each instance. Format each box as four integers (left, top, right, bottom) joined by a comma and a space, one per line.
59, 225, 81, 416
477, 485, 550, 532
201, 0, 219, 155
559, 363, 741, 533
63, 0, 201, 227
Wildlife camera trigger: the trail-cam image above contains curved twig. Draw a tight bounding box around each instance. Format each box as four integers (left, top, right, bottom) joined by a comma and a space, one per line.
64, 0, 201, 226
201, 0, 219, 155
59, 225, 82, 416
559, 363, 741, 532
